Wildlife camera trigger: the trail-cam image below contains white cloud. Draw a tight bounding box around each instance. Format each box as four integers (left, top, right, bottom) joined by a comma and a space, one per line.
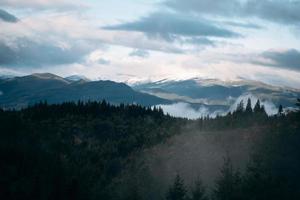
157, 102, 225, 119
229, 93, 278, 116
0, 0, 88, 11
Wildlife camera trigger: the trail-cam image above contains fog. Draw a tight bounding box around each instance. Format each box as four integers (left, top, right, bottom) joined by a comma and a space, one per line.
119, 123, 267, 199
158, 93, 279, 119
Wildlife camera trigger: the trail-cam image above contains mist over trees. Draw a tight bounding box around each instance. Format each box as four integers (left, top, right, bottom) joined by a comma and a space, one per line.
0, 98, 300, 200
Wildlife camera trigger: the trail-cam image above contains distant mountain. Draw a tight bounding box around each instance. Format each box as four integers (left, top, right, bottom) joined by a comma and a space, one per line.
133, 78, 300, 116
65, 75, 91, 82
0, 73, 170, 109
0, 74, 16, 80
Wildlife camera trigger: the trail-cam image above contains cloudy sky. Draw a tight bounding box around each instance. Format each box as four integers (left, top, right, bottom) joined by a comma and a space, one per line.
0, 0, 300, 88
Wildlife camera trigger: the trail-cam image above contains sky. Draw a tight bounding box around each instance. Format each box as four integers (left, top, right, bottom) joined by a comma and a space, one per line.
0, 0, 300, 88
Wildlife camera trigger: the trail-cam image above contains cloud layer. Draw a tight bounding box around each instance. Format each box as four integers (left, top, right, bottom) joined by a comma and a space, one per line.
0, 9, 18, 23
0, 38, 92, 67
104, 12, 239, 41
259, 49, 300, 71
165, 0, 300, 26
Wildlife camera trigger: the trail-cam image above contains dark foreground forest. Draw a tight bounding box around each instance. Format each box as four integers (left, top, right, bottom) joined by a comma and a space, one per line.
1, 99, 300, 200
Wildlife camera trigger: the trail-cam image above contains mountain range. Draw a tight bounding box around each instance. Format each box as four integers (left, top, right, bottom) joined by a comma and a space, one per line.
0, 73, 169, 109
1, 73, 299, 116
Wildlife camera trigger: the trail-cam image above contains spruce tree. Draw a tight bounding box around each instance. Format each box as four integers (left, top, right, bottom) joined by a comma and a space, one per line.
245, 98, 252, 113
278, 105, 283, 116
213, 157, 242, 200
166, 174, 187, 200
236, 100, 244, 114
253, 100, 261, 113
191, 178, 208, 200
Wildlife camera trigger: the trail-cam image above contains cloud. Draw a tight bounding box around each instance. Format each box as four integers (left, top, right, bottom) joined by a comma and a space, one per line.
98, 58, 110, 65
0, 38, 93, 67
159, 93, 280, 119
229, 93, 278, 116
129, 49, 150, 58
104, 12, 240, 40
164, 0, 300, 26
255, 49, 300, 71
0, 14, 106, 68
183, 37, 216, 47
0, 9, 18, 23
0, 0, 87, 11
223, 21, 262, 29
158, 102, 225, 119
158, 102, 210, 119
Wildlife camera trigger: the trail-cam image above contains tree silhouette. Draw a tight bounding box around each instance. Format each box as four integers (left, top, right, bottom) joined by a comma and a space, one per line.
253, 100, 261, 113
278, 105, 283, 116
236, 100, 244, 114
191, 178, 208, 200
213, 157, 242, 200
245, 98, 252, 113
166, 174, 187, 200
296, 98, 300, 107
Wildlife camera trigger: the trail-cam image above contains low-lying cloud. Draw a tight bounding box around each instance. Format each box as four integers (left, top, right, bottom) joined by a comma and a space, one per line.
158, 93, 280, 119
158, 102, 225, 119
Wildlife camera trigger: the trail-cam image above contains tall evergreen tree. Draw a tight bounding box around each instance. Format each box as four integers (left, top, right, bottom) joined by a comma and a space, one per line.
245, 98, 252, 113
296, 98, 300, 107
278, 105, 283, 116
191, 178, 208, 200
253, 100, 261, 113
213, 157, 242, 200
166, 175, 187, 200
236, 100, 244, 113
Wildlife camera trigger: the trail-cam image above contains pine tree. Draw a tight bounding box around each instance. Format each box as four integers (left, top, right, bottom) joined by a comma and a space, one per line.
253, 100, 261, 113
213, 157, 242, 200
278, 105, 283, 116
260, 105, 267, 116
296, 98, 300, 107
191, 178, 208, 200
245, 98, 252, 113
236, 100, 244, 114
166, 174, 187, 200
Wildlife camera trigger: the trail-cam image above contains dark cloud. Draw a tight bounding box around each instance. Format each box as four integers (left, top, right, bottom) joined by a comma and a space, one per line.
256, 49, 300, 71
0, 9, 18, 23
0, 38, 91, 68
244, 0, 300, 25
164, 0, 300, 26
104, 12, 240, 40
129, 49, 150, 58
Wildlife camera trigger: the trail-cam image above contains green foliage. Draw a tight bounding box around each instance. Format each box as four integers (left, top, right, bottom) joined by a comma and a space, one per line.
0, 100, 184, 200
1, 98, 300, 200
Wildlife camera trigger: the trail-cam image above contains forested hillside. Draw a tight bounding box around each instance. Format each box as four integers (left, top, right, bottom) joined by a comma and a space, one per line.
1, 99, 300, 200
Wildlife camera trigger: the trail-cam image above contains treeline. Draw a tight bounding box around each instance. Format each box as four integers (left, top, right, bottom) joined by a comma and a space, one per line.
166, 99, 300, 200
0, 100, 186, 200
196, 98, 280, 130
0, 99, 300, 200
